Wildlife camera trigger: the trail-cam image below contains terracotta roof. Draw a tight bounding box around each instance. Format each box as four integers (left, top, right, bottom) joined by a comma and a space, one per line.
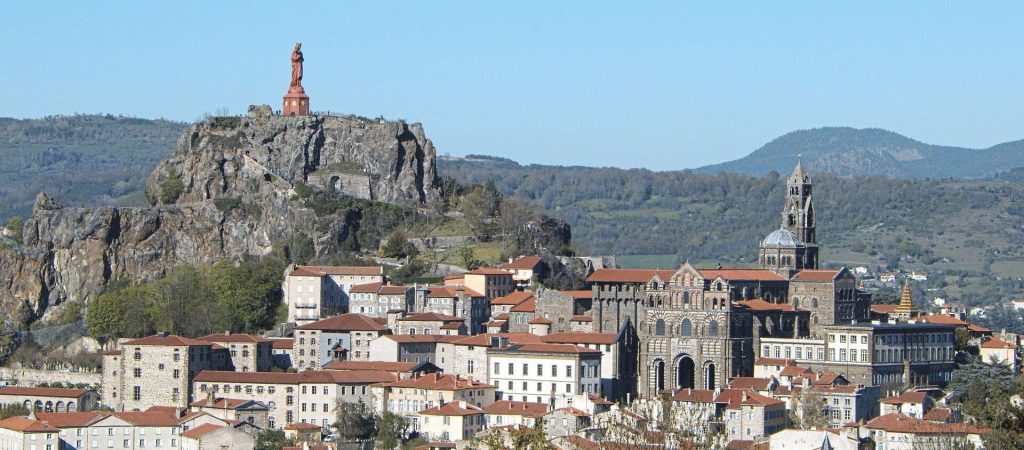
419, 401, 484, 416
735, 299, 804, 312
528, 316, 553, 325
122, 334, 212, 347
382, 373, 493, 391
0, 386, 88, 398
727, 377, 774, 391
871, 304, 899, 314
182, 423, 224, 439
791, 270, 841, 282
270, 338, 293, 350
672, 388, 716, 403
114, 411, 181, 427
190, 397, 259, 409
483, 400, 549, 417
882, 391, 929, 404
491, 291, 535, 306
587, 269, 675, 283
809, 384, 863, 394
441, 322, 464, 330
968, 323, 992, 334
450, 333, 543, 347
493, 343, 601, 355
560, 290, 593, 299
197, 332, 271, 343
101, 349, 121, 356
714, 388, 784, 408
295, 313, 388, 331
290, 265, 383, 277
35, 411, 108, 428
553, 407, 590, 417
0, 416, 59, 432
542, 332, 617, 345
865, 413, 990, 434
981, 336, 1018, 349
500, 256, 543, 270
779, 366, 813, 377
920, 314, 970, 327
699, 268, 785, 282
195, 370, 396, 385
754, 357, 796, 367
398, 312, 463, 322
285, 422, 322, 430
350, 281, 384, 294
464, 268, 512, 276
322, 361, 421, 372
923, 407, 952, 422
510, 298, 536, 313
380, 285, 412, 295
426, 286, 484, 298
570, 315, 593, 322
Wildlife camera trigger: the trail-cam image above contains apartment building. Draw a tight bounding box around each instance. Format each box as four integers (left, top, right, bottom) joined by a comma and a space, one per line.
487, 343, 602, 405
197, 332, 273, 372
102, 334, 223, 411
284, 265, 385, 325
292, 313, 389, 370
348, 283, 414, 317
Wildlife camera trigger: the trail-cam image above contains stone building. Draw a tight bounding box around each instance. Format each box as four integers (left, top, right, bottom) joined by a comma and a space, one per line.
292, 313, 390, 370
0, 386, 98, 413
102, 334, 225, 411
370, 373, 496, 424
197, 332, 273, 372
348, 282, 414, 317
283, 265, 385, 325
190, 395, 271, 429
367, 335, 461, 365
418, 286, 489, 334
462, 268, 515, 300
435, 333, 542, 383
395, 312, 466, 336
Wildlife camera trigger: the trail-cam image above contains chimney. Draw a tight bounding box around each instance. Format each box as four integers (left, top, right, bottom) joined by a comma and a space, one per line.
225, 330, 231, 336
207, 390, 215, 405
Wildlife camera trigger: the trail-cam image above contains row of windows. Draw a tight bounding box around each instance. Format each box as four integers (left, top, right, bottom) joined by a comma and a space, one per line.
493, 363, 575, 377
652, 318, 719, 337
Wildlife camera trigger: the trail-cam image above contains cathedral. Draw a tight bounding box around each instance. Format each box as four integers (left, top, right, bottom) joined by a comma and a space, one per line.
583, 162, 871, 399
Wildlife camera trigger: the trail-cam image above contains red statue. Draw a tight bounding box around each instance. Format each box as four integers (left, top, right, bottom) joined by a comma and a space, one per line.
290, 43, 304, 92
283, 42, 310, 116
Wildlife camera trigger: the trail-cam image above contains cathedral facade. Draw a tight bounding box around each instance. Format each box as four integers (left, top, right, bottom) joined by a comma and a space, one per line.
584, 163, 871, 399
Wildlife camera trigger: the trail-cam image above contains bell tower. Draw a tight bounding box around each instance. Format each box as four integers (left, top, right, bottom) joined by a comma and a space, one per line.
782, 161, 818, 269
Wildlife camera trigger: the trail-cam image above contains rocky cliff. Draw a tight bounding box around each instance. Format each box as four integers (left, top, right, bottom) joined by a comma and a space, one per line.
0, 108, 443, 322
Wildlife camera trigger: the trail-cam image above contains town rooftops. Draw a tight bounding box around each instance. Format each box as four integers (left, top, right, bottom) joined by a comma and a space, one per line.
0, 386, 88, 398
734, 299, 805, 312
398, 312, 463, 322
426, 286, 484, 298
194, 370, 397, 385
380, 373, 493, 391
197, 332, 271, 344
865, 413, 990, 435
294, 313, 389, 331
181, 423, 225, 439
483, 400, 549, 418
510, 298, 536, 313
541, 332, 618, 345
114, 411, 182, 427
464, 268, 512, 276
980, 336, 1018, 349
350, 282, 384, 294
882, 391, 929, 405
270, 338, 294, 350
698, 268, 786, 282
714, 388, 784, 409
450, 333, 543, 347
501, 256, 543, 270
122, 333, 212, 347
34, 411, 108, 428
490, 343, 602, 355
923, 407, 953, 422
871, 304, 899, 315
671, 388, 716, 403
289, 265, 383, 277
528, 316, 553, 325
754, 357, 796, 367
0, 416, 59, 432
419, 401, 484, 416
491, 291, 535, 306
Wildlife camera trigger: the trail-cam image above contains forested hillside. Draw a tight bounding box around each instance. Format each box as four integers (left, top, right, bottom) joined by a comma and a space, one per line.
0, 115, 185, 221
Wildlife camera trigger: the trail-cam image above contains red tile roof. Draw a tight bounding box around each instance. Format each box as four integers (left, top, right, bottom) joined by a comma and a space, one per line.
35, 411, 108, 428
500, 256, 543, 270
350, 282, 384, 294
491, 291, 535, 306
587, 269, 675, 283
871, 304, 898, 314
919, 314, 970, 327
699, 269, 785, 282
195, 370, 397, 385
290, 265, 383, 277
715, 388, 784, 408
122, 334, 212, 347
735, 299, 804, 312
981, 336, 1018, 349
866, 413, 990, 434
495, 343, 601, 355
182, 423, 224, 439
101, 349, 122, 356
0, 386, 88, 398
190, 397, 257, 409
923, 407, 952, 422
570, 315, 593, 322
419, 401, 484, 416
270, 338, 293, 350
483, 400, 549, 417
791, 270, 841, 282
672, 388, 716, 403
398, 312, 463, 322
510, 298, 536, 313
464, 268, 512, 276
322, 361, 421, 372
542, 332, 617, 345
114, 411, 182, 427
379, 285, 412, 295
381, 373, 493, 390
450, 333, 543, 347
0, 416, 59, 432
754, 357, 796, 367
197, 332, 271, 343
528, 317, 553, 325
295, 313, 388, 331
727, 377, 774, 391
779, 366, 813, 377
882, 391, 929, 404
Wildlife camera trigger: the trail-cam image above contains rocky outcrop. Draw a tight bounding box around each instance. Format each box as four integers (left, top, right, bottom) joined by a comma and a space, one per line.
0, 110, 443, 321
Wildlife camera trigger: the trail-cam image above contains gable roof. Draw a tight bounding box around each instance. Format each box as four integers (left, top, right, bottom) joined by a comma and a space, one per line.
491, 291, 535, 306
295, 313, 388, 331
464, 268, 513, 276
182, 423, 224, 439
419, 401, 484, 416
587, 269, 675, 284
0, 386, 88, 398
381, 373, 493, 391
426, 286, 484, 298
981, 336, 1018, 349
510, 298, 536, 313
197, 332, 271, 344
290, 265, 383, 277
35, 411, 109, 428
672, 388, 716, 403
122, 334, 212, 347
483, 400, 549, 418
270, 338, 293, 350
500, 256, 543, 270
791, 269, 842, 282
866, 413, 990, 435
0, 416, 59, 432
882, 391, 929, 404
350, 282, 384, 294
714, 388, 784, 409
114, 411, 181, 427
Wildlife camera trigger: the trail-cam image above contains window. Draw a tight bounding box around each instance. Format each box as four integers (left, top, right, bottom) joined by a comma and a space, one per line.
861, 350, 868, 362
132, 386, 141, 401
133, 368, 142, 378
707, 320, 719, 337
522, 364, 529, 375
537, 364, 543, 377
655, 319, 666, 336
681, 318, 692, 336
508, 363, 514, 375
552, 365, 558, 377
172, 369, 180, 379
840, 335, 847, 343
828, 349, 835, 361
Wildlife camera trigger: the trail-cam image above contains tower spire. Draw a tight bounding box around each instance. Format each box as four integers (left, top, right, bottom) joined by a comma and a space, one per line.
894, 281, 917, 315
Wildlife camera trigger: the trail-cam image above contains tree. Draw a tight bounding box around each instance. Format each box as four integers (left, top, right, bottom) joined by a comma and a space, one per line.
254, 429, 291, 450
150, 265, 211, 336
792, 388, 827, 430
207, 259, 285, 333
0, 403, 28, 420
510, 419, 554, 450
462, 181, 501, 240
376, 411, 409, 450
4, 216, 22, 244
158, 172, 185, 204
380, 230, 417, 260
334, 401, 377, 441
457, 247, 482, 271
86, 284, 154, 339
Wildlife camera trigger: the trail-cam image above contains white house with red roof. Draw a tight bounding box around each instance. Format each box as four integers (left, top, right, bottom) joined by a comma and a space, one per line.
414, 401, 485, 442
283, 265, 385, 325
499, 256, 544, 290
979, 334, 1020, 372
487, 343, 602, 406
292, 313, 389, 369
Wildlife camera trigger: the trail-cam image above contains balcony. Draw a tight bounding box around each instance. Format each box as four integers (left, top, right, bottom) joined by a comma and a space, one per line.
294, 302, 318, 309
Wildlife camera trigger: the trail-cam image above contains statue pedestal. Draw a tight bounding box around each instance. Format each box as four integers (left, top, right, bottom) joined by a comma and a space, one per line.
283, 88, 309, 116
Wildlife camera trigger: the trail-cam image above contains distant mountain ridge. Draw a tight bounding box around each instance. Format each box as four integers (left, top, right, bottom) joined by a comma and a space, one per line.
696, 127, 1024, 179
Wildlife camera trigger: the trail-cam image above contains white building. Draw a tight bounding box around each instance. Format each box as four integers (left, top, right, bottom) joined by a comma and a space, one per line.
487, 343, 602, 405
283, 265, 385, 325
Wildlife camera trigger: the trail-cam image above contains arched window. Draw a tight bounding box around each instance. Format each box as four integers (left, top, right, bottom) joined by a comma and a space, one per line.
681, 319, 692, 336
707, 320, 719, 337
792, 297, 800, 307
655, 319, 666, 336
812, 298, 819, 308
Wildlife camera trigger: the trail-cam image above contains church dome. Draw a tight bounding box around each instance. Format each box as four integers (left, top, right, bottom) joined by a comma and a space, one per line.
762, 228, 802, 247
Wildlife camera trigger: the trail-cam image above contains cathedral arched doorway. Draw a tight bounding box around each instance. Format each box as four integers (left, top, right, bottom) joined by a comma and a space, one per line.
654, 360, 666, 393
677, 356, 695, 389
705, 362, 717, 390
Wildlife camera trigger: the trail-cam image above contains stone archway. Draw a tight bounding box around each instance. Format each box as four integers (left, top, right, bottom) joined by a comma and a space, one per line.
677, 356, 695, 389
704, 362, 717, 390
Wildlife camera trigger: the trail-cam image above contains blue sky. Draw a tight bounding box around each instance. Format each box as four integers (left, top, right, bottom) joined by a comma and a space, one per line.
2, 2, 1022, 169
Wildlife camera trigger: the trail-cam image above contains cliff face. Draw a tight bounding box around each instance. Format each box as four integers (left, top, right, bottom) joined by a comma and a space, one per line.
0, 109, 442, 321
